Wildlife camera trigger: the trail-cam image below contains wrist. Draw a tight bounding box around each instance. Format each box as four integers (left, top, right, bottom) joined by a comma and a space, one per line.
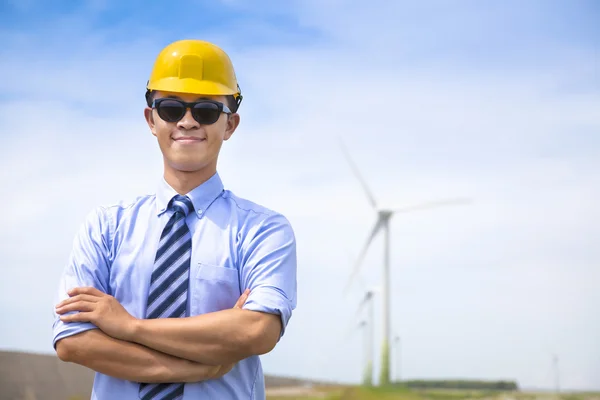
126, 317, 143, 342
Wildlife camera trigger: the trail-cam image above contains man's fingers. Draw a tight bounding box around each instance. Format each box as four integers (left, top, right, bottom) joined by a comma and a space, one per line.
233, 297, 243, 308
234, 292, 246, 308
55, 301, 95, 315
59, 311, 94, 323
212, 363, 235, 379
233, 297, 244, 309
67, 286, 104, 297
208, 365, 222, 379
220, 363, 235, 376
56, 294, 99, 309
233, 289, 250, 308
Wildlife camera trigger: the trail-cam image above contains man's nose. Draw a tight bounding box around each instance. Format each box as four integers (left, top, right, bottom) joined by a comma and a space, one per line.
177, 108, 200, 129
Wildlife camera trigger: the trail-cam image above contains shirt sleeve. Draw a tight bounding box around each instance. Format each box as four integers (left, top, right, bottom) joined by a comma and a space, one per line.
240, 212, 297, 339
52, 206, 112, 349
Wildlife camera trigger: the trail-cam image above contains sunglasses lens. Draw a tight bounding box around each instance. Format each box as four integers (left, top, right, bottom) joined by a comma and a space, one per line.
156, 100, 185, 122
192, 102, 221, 124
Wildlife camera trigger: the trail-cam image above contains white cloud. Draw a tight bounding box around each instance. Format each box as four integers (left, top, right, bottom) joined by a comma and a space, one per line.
1, 0, 599, 391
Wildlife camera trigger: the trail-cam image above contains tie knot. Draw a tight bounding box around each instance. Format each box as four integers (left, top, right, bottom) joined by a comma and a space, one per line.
169, 195, 194, 216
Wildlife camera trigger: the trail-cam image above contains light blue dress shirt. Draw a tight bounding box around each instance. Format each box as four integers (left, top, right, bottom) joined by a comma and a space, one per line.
52, 172, 297, 400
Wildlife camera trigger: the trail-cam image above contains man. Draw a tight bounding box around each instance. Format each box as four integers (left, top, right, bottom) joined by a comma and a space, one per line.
52, 39, 297, 400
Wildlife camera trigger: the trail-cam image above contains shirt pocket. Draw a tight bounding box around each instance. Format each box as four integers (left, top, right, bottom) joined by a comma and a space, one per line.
190, 262, 241, 316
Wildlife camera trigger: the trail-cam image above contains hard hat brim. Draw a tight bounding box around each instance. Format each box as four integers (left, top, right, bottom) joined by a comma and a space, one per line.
147, 77, 239, 97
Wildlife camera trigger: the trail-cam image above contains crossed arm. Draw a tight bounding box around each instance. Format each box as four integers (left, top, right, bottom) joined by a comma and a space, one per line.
53, 208, 296, 384
55, 288, 281, 383
55, 327, 223, 384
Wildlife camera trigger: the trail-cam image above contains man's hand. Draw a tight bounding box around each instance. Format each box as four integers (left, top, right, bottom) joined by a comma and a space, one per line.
234, 288, 250, 309
212, 288, 251, 376
55, 287, 137, 342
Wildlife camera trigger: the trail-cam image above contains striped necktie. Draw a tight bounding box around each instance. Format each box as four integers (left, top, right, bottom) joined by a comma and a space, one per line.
139, 194, 194, 400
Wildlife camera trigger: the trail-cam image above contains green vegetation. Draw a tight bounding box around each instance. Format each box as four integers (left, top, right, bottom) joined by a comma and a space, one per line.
399, 379, 519, 391
267, 385, 600, 400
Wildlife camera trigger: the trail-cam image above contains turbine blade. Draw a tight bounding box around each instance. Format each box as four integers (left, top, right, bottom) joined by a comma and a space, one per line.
344, 320, 363, 340
355, 290, 373, 317
339, 138, 378, 209
344, 293, 372, 340
344, 217, 384, 294
392, 197, 473, 214
345, 247, 367, 291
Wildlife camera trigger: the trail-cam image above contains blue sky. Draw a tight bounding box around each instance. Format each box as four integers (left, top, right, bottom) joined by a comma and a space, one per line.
0, 0, 599, 392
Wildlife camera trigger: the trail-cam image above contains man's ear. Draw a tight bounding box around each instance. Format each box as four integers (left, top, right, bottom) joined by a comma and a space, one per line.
224, 113, 240, 141
144, 107, 157, 137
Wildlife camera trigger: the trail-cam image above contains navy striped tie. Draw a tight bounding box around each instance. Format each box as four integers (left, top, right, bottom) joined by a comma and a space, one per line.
139, 194, 194, 400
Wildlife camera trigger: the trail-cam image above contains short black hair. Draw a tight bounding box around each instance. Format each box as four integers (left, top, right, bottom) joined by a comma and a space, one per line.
145, 89, 239, 113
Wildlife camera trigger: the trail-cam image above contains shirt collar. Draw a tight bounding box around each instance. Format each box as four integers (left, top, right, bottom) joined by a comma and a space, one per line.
155, 172, 225, 218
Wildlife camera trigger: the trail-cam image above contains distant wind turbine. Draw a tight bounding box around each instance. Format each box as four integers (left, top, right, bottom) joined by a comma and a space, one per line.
552, 354, 560, 394
356, 320, 371, 386
343, 257, 379, 387
355, 286, 379, 386
339, 139, 472, 386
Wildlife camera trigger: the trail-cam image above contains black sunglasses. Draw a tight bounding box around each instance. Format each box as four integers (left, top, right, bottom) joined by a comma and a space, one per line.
152, 98, 232, 125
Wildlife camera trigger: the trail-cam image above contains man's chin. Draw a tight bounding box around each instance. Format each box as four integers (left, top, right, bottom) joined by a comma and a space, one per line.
166, 159, 213, 174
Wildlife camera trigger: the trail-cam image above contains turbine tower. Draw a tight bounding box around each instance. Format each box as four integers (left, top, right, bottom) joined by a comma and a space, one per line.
552, 354, 560, 394
340, 140, 471, 386
357, 320, 370, 385
344, 262, 380, 387
355, 287, 379, 386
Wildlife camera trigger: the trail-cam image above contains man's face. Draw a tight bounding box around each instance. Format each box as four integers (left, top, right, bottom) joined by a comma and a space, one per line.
144, 91, 240, 174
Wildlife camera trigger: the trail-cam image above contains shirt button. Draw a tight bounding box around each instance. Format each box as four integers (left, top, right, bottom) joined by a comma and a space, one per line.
197, 210, 203, 215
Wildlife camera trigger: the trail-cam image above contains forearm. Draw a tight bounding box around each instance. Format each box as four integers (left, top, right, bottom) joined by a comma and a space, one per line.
55, 329, 219, 383
130, 309, 281, 365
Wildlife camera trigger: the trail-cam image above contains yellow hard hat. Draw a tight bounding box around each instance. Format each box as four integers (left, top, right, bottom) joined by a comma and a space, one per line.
146, 39, 242, 108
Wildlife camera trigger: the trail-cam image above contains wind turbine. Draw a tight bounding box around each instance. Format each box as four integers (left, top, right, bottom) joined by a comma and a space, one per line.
393, 334, 401, 384
340, 139, 472, 386
552, 354, 560, 394
355, 286, 380, 386
356, 320, 369, 383
343, 260, 380, 387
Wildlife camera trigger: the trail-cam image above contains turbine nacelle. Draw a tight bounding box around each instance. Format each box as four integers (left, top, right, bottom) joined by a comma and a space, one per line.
377, 209, 394, 219
359, 286, 381, 306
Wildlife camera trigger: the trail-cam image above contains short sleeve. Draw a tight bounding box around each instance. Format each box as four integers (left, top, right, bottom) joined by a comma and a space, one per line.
239, 213, 297, 339
52, 206, 112, 348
